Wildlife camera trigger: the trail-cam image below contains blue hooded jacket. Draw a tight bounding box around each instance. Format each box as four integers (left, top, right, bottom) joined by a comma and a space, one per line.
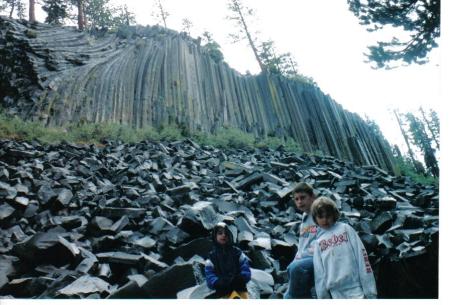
204, 222, 251, 294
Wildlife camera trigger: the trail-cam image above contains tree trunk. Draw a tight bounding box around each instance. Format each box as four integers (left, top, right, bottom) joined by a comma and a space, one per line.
29, 0, 36, 23
9, 1, 15, 18
234, 4, 265, 73
157, 0, 167, 28
77, 0, 85, 30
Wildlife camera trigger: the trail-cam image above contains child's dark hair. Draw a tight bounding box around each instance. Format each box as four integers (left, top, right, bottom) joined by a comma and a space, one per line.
292, 182, 314, 197
311, 196, 340, 224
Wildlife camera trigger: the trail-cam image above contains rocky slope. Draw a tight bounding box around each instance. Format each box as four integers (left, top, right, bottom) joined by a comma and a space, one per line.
0, 138, 438, 298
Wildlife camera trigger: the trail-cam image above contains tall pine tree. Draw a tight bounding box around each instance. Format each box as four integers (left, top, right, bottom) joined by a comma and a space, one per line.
404, 112, 439, 177
42, 0, 69, 25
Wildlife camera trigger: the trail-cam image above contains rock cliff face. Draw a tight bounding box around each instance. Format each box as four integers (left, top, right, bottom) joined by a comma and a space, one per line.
0, 17, 394, 171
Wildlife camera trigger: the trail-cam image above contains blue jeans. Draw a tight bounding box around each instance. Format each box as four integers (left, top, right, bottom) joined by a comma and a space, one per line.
283, 256, 315, 299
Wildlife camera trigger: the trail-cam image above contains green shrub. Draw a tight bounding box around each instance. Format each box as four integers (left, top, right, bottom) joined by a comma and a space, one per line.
158, 124, 183, 141
206, 127, 256, 149
393, 157, 438, 186
255, 136, 302, 153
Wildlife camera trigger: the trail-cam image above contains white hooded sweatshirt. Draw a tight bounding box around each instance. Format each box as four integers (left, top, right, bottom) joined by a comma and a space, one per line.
313, 222, 377, 299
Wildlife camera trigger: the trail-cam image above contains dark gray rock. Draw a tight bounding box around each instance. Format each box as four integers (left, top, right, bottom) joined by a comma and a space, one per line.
12, 232, 80, 267
167, 237, 213, 262
0, 255, 18, 289
375, 196, 397, 210
98, 207, 147, 219
0, 138, 438, 298
370, 212, 394, 234
139, 263, 199, 298
96, 252, 142, 266
165, 227, 190, 245
107, 279, 145, 299
0, 276, 53, 298
132, 236, 157, 249
37, 185, 57, 205
249, 268, 275, 296
54, 188, 73, 208
178, 202, 218, 236
0, 204, 15, 220
0, 182, 17, 199
57, 275, 111, 297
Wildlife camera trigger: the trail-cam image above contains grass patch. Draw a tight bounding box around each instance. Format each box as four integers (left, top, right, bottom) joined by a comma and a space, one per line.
0, 112, 302, 153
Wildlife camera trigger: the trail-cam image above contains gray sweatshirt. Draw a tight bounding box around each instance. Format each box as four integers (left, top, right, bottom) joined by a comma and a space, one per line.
313, 222, 377, 299
294, 213, 320, 259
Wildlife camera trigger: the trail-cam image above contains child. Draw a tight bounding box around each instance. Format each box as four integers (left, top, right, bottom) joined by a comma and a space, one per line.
311, 197, 377, 299
204, 222, 251, 298
284, 182, 320, 299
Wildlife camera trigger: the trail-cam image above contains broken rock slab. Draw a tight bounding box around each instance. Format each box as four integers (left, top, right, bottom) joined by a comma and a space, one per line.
138, 263, 201, 298
57, 275, 111, 297
0, 255, 18, 289
12, 233, 80, 267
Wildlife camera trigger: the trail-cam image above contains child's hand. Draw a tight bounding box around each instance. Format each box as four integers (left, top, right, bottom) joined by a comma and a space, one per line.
214, 276, 233, 291
231, 275, 247, 291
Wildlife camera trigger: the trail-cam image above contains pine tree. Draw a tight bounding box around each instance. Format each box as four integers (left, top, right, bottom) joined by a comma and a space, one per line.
181, 18, 193, 35
404, 112, 439, 177
393, 109, 421, 173
113, 5, 135, 27
226, 0, 265, 72
0, 0, 25, 18
419, 107, 439, 149
348, 0, 440, 69
201, 31, 224, 63
151, 0, 169, 28
42, 0, 69, 25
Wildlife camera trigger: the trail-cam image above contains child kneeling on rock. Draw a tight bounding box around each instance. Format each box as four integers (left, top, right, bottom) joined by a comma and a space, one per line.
205, 222, 251, 298
311, 197, 377, 299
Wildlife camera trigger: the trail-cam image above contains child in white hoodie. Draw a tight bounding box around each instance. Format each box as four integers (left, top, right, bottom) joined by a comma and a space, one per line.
311, 197, 377, 299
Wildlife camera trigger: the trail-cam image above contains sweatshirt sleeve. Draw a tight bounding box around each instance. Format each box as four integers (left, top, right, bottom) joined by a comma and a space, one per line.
238, 252, 251, 282
204, 258, 219, 289
346, 224, 378, 298
313, 242, 331, 299
294, 223, 306, 259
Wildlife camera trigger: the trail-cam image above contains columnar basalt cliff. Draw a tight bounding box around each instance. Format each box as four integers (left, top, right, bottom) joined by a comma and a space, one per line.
0, 17, 394, 171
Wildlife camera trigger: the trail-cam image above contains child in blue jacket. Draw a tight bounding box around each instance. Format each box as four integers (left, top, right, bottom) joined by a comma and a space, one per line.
204, 222, 251, 298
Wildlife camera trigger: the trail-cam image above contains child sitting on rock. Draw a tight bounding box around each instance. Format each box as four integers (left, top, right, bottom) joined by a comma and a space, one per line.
204, 222, 251, 298
311, 197, 377, 299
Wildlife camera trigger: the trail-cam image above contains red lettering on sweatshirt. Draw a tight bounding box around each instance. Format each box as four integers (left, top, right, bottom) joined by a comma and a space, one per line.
319, 231, 349, 251
362, 248, 373, 273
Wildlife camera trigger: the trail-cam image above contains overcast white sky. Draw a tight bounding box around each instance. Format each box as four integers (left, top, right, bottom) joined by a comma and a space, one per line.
105, 0, 442, 154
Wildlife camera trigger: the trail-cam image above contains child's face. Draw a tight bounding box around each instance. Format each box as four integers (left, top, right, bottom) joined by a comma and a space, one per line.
216, 228, 229, 245
315, 213, 335, 229
293, 191, 314, 213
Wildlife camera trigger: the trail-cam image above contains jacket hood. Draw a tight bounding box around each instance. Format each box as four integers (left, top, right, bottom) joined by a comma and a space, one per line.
212, 222, 234, 247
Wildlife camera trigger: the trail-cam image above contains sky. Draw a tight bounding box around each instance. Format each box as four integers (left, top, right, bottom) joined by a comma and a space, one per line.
105, 0, 442, 155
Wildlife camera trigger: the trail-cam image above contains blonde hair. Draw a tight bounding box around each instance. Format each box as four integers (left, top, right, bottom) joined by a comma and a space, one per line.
311, 196, 340, 224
